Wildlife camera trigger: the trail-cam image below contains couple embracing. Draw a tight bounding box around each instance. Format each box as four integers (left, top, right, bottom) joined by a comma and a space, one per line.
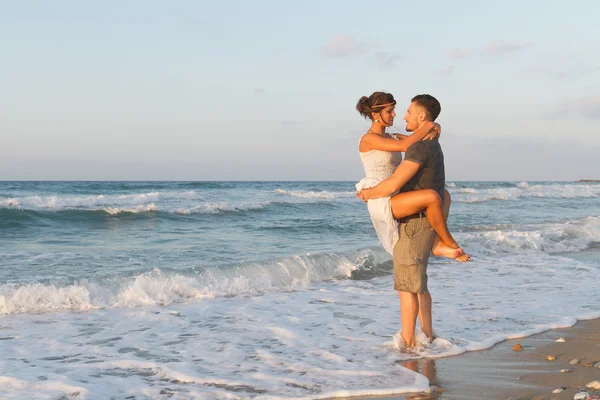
355, 92, 469, 349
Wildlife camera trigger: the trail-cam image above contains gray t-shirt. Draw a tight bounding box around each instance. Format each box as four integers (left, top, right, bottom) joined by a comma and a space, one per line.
401, 138, 445, 199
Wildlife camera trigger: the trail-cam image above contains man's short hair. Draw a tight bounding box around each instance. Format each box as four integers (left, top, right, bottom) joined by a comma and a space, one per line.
411, 94, 441, 121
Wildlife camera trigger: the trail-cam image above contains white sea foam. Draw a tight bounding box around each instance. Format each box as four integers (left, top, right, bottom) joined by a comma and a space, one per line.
1, 251, 598, 398
3, 212, 600, 316
451, 183, 600, 203
113, 271, 216, 307
2, 215, 598, 316
0, 188, 354, 214
0, 191, 198, 210
0, 283, 96, 315
275, 188, 356, 200
463, 216, 600, 255
0, 376, 88, 399
184, 201, 272, 214
0, 198, 19, 207
103, 204, 159, 215
0, 249, 385, 315
0, 191, 198, 213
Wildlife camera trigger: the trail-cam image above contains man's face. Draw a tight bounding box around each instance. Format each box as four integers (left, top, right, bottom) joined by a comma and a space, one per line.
403, 102, 424, 132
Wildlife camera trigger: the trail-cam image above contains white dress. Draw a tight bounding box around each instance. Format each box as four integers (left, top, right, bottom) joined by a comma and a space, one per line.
356, 148, 403, 255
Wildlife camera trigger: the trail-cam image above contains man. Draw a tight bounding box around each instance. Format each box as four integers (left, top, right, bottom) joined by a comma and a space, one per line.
357, 94, 468, 348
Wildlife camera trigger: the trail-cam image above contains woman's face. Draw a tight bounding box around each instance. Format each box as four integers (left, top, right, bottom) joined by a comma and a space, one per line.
376, 105, 396, 126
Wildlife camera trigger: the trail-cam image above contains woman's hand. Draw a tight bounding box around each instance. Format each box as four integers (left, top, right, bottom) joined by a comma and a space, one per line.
356, 190, 369, 202
424, 123, 441, 140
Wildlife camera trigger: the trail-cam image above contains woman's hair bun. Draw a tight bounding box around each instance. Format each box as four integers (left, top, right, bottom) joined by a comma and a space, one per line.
356, 96, 371, 118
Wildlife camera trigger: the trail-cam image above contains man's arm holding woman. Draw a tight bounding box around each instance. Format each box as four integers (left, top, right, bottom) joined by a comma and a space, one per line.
357, 160, 421, 201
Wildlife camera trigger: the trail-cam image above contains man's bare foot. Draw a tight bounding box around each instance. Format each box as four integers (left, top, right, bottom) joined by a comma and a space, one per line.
431, 242, 464, 259
422, 331, 436, 344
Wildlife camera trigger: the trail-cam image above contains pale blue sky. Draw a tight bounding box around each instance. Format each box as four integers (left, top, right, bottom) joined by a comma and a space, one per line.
1, 1, 599, 180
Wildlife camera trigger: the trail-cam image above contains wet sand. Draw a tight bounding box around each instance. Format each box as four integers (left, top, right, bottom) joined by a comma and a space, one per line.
350, 318, 600, 400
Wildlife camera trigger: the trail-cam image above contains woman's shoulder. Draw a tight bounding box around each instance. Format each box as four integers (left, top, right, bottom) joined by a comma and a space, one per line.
360, 131, 391, 144
359, 132, 374, 151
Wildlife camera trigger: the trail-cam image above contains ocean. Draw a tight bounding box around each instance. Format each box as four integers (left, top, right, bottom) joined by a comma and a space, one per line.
0, 181, 599, 399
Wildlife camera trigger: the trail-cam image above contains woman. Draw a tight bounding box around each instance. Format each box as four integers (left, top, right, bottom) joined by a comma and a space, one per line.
355, 91, 467, 261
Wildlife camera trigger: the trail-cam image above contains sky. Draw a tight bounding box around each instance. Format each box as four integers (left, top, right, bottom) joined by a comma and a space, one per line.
1, 0, 599, 181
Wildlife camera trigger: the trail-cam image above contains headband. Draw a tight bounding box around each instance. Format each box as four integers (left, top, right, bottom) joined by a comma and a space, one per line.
370, 101, 396, 109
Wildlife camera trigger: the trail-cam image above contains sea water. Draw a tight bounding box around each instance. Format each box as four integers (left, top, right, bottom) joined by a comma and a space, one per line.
0, 181, 599, 399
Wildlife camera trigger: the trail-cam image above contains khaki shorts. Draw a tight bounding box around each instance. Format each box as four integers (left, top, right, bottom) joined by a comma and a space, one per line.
393, 214, 436, 293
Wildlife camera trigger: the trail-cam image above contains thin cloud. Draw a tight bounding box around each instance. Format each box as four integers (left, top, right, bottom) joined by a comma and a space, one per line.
451, 40, 531, 59
281, 118, 316, 127
375, 52, 404, 68
574, 96, 600, 119
525, 64, 554, 74
557, 66, 580, 80
483, 40, 532, 55
433, 66, 455, 76
450, 49, 473, 60
526, 63, 600, 80
183, 17, 203, 27
547, 96, 600, 120
557, 65, 600, 80
443, 135, 600, 181
579, 66, 600, 77
253, 88, 265, 94
321, 35, 366, 58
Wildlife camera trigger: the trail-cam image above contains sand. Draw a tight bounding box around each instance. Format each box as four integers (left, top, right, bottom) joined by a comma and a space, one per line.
349, 318, 600, 400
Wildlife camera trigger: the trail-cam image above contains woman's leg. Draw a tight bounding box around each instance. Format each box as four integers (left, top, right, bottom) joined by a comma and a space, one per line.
390, 189, 460, 250
431, 190, 470, 261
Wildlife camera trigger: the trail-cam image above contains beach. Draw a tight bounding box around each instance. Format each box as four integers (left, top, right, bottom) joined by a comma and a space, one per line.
358, 318, 600, 400
0, 181, 599, 399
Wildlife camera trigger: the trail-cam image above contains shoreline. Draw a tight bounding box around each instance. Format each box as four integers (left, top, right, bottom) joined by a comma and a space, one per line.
353, 318, 600, 400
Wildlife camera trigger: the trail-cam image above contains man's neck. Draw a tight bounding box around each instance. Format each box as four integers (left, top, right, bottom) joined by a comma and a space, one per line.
415, 120, 436, 141
415, 120, 431, 132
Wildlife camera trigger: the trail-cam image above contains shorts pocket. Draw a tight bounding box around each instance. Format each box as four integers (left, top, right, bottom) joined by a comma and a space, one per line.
394, 219, 435, 266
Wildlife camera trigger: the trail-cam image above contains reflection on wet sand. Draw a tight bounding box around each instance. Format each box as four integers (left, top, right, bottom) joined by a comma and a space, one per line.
399, 359, 441, 400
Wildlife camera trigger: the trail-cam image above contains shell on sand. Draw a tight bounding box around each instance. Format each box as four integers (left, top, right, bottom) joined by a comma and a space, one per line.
583, 361, 594, 367
560, 368, 574, 373
555, 337, 565, 342
546, 354, 556, 361
574, 391, 590, 400
586, 380, 600, 390
570, 358, 580, 365
512, 344, 523, 352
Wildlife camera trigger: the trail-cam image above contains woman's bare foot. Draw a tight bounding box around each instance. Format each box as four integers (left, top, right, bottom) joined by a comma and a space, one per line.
432, 242, 471, 262
455, 253, 471, 262
431, 242, 463, 259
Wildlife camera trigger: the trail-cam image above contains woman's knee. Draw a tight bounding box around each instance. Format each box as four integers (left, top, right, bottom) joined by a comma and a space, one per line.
425, 189, 442, 206
443, 189, 451, 205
